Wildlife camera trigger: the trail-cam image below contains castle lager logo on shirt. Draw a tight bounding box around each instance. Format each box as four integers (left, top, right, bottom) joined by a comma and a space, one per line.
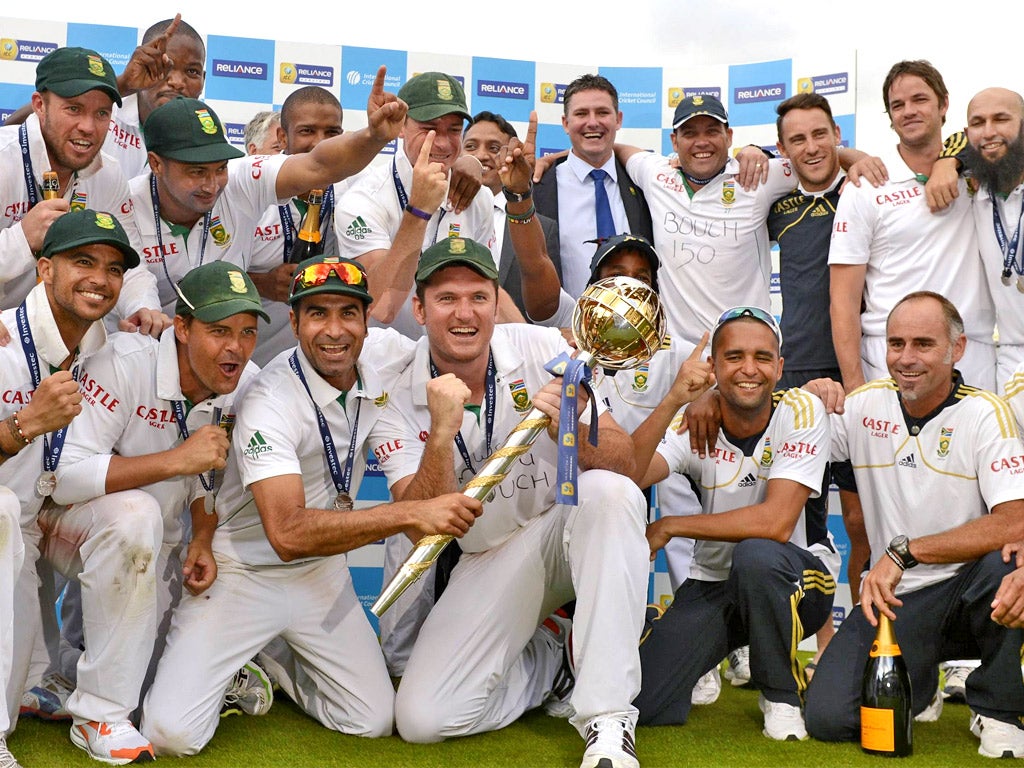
721, 180, 735, 207
87, 54, 106, 78
437, 79, 453, 101
632, 363, 649, 392
210, 215, 231, 246
509, 379, 530, 412
937, 426, 953, 458
228, 270, 248, 293
94, 212, 116, 230
195, 109, 218, 135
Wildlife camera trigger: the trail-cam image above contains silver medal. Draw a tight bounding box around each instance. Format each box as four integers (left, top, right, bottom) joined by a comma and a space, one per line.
36, 471, 56, 497
333, 492, 353, 511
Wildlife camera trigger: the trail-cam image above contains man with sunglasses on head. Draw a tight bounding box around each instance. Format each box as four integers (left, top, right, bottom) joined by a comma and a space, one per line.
628, 306, 837, 742
140, 255, 481, 756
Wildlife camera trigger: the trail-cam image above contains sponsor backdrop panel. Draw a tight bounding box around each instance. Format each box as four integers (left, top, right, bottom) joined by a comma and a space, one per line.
0, 15, 858, 631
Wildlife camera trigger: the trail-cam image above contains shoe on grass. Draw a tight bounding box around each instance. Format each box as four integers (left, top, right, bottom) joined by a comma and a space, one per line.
70, 720, 154, 765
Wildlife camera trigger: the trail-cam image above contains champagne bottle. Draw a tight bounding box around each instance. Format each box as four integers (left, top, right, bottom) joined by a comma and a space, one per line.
287, 189, 324, 264
42, 171, 60, 200
861, 612, 913, 757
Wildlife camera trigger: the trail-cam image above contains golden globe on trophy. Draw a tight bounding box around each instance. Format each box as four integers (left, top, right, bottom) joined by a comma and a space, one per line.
371, 275, 666, 617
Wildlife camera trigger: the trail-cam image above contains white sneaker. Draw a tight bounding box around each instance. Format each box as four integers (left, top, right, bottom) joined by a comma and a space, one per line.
971, 712, 1024, 758
0, 737, 23, 768
724, 646, 751, 687
942, 663, 971, 702
540, 610, 575, 719
914, 685, 943, 722
20, 672, 74, 720
691, 667, 721, 706
580, 714, 639, 768
223, 660, 274, 717
759, 693, 808, 741
70, 720, 154, 765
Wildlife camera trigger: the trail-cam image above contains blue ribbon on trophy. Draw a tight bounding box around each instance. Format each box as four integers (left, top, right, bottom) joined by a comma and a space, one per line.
543, 352, 599, 505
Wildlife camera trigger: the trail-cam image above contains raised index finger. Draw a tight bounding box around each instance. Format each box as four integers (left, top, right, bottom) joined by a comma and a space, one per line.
158, 13, 182, 46
417, 130, 436, 165
525, 110, 538, 152
688, 330, 710, 361
371, 65, 387, 97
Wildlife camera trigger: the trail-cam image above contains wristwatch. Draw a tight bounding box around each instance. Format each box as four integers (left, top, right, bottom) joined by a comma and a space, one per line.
886, 535, 919, 570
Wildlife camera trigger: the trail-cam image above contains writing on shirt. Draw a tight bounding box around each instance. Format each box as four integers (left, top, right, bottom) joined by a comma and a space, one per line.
107, 122, 142, 150
862, 416, 901, 439
255, 223, 282, 241
1, 387, 32, 405
991, 455, 1024, 475
134, 406, 177, 429
875, 187, 922, 208
79, 372, 120, 412
142, 242, 178, 265
778, 440, 819, 459
4, 201, 29, 221
713, 447, 737, 463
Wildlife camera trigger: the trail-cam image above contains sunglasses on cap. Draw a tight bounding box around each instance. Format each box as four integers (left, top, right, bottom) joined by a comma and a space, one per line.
291, 260, 368, 294
712, 306, 782, 345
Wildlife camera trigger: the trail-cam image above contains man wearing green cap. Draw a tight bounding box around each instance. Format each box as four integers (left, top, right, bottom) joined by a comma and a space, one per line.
370, 237, 647, 768
132, 66, 406, 319
0, 208, 137, 766
49, 260, 267, 763
335, 70, 523, 339
0, 47, 167, 336
140, 255, 481, 756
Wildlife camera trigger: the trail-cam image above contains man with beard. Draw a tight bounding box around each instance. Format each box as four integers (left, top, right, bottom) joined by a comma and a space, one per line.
962, 87, 1024, 387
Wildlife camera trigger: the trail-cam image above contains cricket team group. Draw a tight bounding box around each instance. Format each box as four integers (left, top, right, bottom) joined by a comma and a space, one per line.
0, 13, 1023, 768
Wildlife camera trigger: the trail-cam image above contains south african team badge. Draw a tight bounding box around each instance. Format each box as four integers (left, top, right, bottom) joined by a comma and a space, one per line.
632, 363, 650, 392
210, 215, 231, 247
87, 54, 106, 78
195, 108, 218, 135
721, 180, 735, 207
937, 427, 953, 458
70, 191, 87, 211
760, 436, 773, 468
509, 379, 531, 413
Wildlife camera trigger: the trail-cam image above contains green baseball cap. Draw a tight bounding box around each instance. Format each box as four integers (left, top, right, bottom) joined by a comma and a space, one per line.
175, 261, 270, 322
40, 209, 139, 268
288, 255, 373, 307
35, 47, 122, 107
399, 72, 471, 123
144, 97, 244, 163
416, 237, 498, 284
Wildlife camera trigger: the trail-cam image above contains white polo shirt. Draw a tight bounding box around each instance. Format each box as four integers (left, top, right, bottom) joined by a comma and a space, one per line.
626, 153, 795, 346
655, 388, 832, 583
132, 153, 289, 315
213, 329, 415, 566
972, 184, 1024, 352
53, 327, 258, 546
831, 377, 1022, 594
334, 149, 496, 339
103, 94, 148, 181
372, 323, 602, 553
0, 114, 157, 318
1007, 363, 1024, 430
0, 284, 107, 526
828, 146, 994, 342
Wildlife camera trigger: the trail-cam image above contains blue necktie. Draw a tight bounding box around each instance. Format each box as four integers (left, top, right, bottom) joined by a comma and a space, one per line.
589, 168, 615, 240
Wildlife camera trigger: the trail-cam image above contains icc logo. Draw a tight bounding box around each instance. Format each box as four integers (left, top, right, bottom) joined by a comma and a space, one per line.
0, 39, 17, 60
667, 88, 683, 107
346, 70, 361, 86
540, 82, 556, 103
279, 63, 297, 84
798, 78, 814, 94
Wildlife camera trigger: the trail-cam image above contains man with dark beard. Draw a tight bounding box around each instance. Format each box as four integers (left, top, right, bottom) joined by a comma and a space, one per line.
963, 88, 1024, 388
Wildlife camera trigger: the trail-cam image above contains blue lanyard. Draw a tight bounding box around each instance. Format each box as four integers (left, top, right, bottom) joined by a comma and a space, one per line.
15, 302, 77, 474
19, 125, 39, 208
543, 352, 599, 505
392, 157, 447, 245
991, 193, 1024, 283
289, 351, 361, 495
150, 173, 211, 290
278, 187, 335, 263
428, 353, 496, 475
169, 399, 220, 492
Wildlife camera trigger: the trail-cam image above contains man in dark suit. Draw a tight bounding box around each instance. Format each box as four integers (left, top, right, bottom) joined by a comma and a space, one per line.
532, 74, 654, 298
462, 111, 562, 320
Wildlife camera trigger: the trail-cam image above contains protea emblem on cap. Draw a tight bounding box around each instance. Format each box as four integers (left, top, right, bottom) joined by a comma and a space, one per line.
437, 79, 453, 101
94, 213, 116, 230
195, 109, 218, 135
450, 238, 466, 254
692, 95, 704, 106
228, 270, 248, 294
87, 54, 106, 77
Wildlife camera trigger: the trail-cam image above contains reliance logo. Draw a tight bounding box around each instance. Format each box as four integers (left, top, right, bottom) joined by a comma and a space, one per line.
734, 82, 786, 104
477, 79, 530, 100
213, 59, 268, 80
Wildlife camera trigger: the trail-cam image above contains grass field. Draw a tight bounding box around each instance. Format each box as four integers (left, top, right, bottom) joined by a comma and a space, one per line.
9, 671, 992, 768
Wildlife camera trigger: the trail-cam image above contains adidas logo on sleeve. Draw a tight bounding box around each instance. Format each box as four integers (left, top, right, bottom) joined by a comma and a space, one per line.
242, 431, 274, 458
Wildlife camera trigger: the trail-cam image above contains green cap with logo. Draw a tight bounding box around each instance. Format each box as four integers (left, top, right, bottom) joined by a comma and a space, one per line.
288, 255, 373, 307
416, 237, 498, 284
40, 209, 139, 268
144, 97, 244, 163
35, 46, 122, 107
175, 261, 270, 322
398, 72, 471, 123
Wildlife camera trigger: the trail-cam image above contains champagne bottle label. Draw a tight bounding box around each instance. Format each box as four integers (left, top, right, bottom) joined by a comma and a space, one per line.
861, 706, 896, 752
869, 640, 901, 657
